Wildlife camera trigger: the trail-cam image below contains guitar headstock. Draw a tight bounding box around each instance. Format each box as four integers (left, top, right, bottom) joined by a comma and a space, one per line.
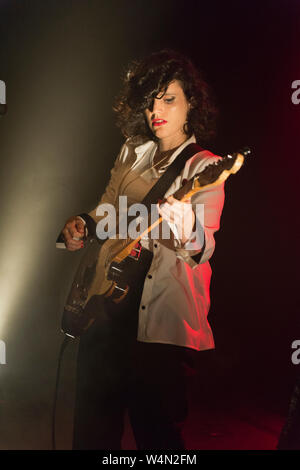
193, 146, 251, 189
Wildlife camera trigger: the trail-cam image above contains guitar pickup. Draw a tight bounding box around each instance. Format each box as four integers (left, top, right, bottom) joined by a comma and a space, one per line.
108, 261, 124, 281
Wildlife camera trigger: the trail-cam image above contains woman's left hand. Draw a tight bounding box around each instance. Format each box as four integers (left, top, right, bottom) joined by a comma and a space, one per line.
157, 195, 195, 246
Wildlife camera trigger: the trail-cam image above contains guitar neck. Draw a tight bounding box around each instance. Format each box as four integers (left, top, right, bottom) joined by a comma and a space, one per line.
111, 177, 219, 264
111, 149, 248, 263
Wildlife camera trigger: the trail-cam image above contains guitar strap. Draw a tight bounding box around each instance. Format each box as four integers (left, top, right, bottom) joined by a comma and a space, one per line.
115, 142, 203, 236
139, 142, 205, 264
141, 142, 203, 210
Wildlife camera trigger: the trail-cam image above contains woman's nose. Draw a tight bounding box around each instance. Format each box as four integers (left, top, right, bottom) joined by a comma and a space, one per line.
151, 98, 164, 116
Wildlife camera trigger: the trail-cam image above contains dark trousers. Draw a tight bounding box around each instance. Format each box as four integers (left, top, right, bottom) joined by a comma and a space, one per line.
72, 275, 191, 450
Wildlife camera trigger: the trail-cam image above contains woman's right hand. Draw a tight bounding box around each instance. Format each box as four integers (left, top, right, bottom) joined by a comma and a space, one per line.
62, 216, 85, 251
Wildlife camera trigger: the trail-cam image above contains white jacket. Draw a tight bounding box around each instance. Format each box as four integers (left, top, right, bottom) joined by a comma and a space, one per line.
88, 135, 225, 351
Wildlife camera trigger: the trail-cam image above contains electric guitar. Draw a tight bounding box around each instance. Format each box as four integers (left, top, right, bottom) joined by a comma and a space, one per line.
61, 147, 250, 337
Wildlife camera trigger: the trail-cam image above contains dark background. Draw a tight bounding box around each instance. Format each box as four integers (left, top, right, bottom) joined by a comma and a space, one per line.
0, 0, 299, 449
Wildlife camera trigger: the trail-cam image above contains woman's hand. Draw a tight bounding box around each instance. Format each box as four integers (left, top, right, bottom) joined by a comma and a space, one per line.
62, 216, 86, 251
157, 195, 195, 246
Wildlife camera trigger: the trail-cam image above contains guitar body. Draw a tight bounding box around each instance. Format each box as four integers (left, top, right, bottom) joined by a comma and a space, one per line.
61, 236, 153, 338
86, 237, 149, 300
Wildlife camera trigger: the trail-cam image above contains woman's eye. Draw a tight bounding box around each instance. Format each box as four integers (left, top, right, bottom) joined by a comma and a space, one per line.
164, 97, 175, 103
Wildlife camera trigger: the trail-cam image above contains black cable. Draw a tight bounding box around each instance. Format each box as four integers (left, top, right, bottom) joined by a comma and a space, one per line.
52, 335, 71, 450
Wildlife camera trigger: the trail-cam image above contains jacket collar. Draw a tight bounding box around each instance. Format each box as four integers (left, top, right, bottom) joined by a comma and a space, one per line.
134, 134, 196, 161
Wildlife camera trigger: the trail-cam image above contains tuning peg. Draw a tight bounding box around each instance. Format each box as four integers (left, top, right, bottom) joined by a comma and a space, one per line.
238, 147, 251, 157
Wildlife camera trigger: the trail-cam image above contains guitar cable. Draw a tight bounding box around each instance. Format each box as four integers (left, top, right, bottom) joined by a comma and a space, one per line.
51, 335, 71, 450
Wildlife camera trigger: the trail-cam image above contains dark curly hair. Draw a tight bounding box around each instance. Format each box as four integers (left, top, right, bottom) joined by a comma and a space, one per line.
113, 49, 218, 145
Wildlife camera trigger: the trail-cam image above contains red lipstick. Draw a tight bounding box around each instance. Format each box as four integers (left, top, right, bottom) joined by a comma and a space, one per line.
152, 119, 167, 127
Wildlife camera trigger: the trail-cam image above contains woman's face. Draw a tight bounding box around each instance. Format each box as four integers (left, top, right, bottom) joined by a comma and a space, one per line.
144, 79, 190, 151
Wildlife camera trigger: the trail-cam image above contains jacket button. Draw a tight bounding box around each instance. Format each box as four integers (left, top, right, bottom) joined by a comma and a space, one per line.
147, 274, 152, 279
154, 243, 158, 248
141, 305, 146, 310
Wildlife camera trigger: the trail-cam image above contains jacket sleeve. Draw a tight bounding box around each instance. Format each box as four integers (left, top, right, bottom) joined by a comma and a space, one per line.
174, 181, 225, 268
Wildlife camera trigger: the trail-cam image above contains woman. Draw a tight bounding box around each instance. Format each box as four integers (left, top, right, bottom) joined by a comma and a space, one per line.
61, 49, 225, 449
